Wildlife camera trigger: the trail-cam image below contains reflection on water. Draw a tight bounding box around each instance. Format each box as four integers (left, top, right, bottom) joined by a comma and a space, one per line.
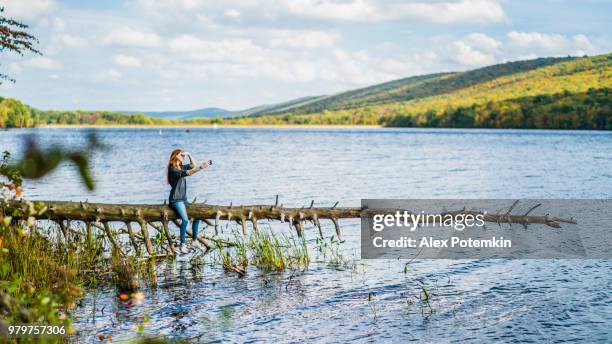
1, 127, 611, 342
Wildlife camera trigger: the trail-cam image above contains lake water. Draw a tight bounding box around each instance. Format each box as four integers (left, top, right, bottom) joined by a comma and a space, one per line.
2, 127, 611, 342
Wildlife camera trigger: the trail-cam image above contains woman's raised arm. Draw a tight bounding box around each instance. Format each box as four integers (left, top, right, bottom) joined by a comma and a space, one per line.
186, 161, 210, 176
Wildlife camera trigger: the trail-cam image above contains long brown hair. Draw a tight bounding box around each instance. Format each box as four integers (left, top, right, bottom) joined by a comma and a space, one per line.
167, 149, 183, 184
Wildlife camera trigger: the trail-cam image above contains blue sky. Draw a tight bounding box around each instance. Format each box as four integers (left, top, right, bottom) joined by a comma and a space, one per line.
0, 0, 610, 111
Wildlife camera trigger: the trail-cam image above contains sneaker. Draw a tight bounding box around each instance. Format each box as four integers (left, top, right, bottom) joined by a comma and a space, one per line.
191, 240, 202, 250
178, 244, 189, 254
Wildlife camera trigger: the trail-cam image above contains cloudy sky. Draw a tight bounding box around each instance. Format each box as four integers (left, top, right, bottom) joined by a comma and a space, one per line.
0, 0, 610, 111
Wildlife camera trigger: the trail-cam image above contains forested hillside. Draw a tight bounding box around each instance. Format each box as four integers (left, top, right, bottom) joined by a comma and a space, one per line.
254, 56, 574, 116
386, 88, 610, 129
232, 53, 611, 129
237, 95, 326, 116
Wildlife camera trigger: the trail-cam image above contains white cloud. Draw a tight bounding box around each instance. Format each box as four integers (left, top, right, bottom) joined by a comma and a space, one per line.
224, 9, 241, 18
135, 0, 205, 11
463, 33, 502, 53
1, 0, 57, 20
280, 0, 506, 24
516, 54, 538, 61
168, 35, 209, 53
452, 41, 495, 66
571, 34, 597, 53
52, 17, 66, 30
113, 54, 142, 67
394, 0, 507, 24
166, 33, 422, 86
103, 27, 162, 48
268, 30, 342, 49
507, 31, 569, 51
59, 34, 86, 47
169, 35, 266, 62
26, 57, 62, 70
450, 31, 604, 67
506, 31, 601, 56
450, 33, 500, 67
176, 0, 203, 10
131, 0, 506, 25
108, 69, 123, 80
283, 0, 382, 21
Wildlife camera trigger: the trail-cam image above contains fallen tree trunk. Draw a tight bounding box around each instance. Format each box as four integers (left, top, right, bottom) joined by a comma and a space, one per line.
25, 200, 360, 223
6, 199, 575, 258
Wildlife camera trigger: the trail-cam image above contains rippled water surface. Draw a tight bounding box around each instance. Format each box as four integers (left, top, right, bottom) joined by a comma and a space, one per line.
2, 127, 611, 342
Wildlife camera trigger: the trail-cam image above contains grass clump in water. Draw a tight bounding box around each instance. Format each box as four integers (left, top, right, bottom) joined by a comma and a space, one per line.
110, 251, 139, 292
248, 231, 287, 271
248, 231, 309, 272
315, 236, 349, 268
212, 229, 310, 274
218, 245, 247, 277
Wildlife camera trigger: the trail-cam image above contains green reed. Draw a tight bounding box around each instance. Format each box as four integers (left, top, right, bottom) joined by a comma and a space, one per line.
314, 235, 348, 268
248, 230, 310, 272
209, 229, 310, 273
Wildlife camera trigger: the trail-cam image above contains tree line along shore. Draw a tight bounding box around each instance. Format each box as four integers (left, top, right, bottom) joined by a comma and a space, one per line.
1, 87, 609, 130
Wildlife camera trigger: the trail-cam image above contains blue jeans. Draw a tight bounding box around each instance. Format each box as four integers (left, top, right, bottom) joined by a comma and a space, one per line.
170, 200, 201, 244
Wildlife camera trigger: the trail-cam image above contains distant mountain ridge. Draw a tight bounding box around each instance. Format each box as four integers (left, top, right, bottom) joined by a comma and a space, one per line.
122, 107, 233, 119
123, 96, 327, 119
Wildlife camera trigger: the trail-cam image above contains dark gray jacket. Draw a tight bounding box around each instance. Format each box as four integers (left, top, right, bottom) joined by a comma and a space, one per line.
168, 163, 192, 202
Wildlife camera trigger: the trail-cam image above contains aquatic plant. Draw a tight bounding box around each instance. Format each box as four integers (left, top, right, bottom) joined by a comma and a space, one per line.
315, 235, 347, 268
110, 252, 139, 292
419, 280, 433, 315
208, 228, 310, 274
401, 278, 436, 317
218, 245, 246, 277
287, 232, 310, 269
248, 230, 287, 271
232, 232, 249, 267
367, 291, 378, 323
248, 230, 309, 272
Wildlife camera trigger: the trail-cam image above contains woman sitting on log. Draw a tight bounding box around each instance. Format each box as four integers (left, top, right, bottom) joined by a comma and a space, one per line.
167, 149, 211, 253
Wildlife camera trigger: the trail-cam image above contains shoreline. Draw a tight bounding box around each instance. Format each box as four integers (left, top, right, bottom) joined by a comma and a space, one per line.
19, 124, 611, 132
36, 124, 383, 129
